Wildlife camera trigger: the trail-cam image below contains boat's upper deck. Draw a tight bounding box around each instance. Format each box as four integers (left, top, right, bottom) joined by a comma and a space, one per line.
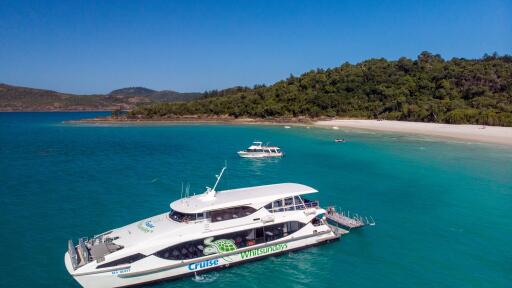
170, 183, 317, 214
245, 142, 281, 150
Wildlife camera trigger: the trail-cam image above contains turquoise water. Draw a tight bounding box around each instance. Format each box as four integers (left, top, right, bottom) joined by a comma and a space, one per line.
1, 112, 511, 288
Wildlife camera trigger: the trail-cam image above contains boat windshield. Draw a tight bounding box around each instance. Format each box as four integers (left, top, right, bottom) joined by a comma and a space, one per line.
169, 209, 198, 222
246, 149, 264, 153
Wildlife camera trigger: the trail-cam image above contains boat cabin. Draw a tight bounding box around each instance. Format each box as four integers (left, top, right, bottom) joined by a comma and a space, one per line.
168, 183, 319, 224
242, 142, 281, 154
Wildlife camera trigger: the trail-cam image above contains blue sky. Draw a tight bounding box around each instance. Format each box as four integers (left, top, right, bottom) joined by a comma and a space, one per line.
1, 0, 511, 94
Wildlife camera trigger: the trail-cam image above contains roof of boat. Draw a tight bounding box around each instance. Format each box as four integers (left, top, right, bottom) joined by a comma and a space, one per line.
170, 183, 317, 214
248, 142, 280, 148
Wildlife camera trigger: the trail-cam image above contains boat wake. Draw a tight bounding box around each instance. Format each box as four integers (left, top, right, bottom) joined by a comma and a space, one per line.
192, 272, 219, 283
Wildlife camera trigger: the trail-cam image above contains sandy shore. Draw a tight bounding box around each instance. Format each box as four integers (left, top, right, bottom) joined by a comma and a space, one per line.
315, 120, 512, 146
70, 116, 512, 146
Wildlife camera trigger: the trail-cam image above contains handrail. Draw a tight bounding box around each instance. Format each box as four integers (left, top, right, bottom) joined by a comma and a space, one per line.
79, 238, 90, 264
304, 200, 319, 208
68, 240, 78, 270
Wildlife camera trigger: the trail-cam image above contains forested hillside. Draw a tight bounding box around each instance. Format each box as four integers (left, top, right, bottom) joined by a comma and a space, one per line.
130, 52, 512, 126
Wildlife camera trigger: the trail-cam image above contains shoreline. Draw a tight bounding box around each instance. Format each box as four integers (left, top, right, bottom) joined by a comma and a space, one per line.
315, 120, 512, 146
0, 109, 114, 112
68, 116, 512, 146
66, 116, 315, 126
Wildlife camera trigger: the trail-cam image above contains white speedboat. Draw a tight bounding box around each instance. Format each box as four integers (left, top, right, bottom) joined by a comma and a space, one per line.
64, 168, 339, 288
237, 141, 283, 158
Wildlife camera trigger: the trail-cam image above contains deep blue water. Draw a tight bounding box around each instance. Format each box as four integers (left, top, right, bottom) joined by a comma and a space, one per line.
1, 112, 511, 288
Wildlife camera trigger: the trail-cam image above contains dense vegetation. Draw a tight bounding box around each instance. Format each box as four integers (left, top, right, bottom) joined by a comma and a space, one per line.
130, 52, 512, 126
0, 84, 201, 111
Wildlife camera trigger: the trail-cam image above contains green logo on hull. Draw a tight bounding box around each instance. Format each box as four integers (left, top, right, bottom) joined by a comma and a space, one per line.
203, 237, 238, 262
239, 243, 288, 259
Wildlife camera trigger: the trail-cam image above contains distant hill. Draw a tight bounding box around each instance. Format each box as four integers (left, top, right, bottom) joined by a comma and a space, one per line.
0, 84, 203, 111
109, 87, 156, 97
109, 86, 202, 102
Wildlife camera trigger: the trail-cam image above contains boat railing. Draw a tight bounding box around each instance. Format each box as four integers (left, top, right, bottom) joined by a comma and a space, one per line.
68, 240, 78, 270
304, 200, 320, 208
325, 206, 376, 230
78, 237, 90, 265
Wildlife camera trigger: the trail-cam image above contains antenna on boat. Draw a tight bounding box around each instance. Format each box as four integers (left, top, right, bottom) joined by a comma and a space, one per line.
212, 165, 226, 192
204, 164, 227, 199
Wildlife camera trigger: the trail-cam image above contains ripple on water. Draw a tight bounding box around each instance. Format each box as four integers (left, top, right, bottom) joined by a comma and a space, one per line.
191, 271, 219, 283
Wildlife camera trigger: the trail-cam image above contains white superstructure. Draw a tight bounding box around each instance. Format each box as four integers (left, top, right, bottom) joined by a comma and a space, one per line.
64, 169, 338, 288
237, 141, 283, 158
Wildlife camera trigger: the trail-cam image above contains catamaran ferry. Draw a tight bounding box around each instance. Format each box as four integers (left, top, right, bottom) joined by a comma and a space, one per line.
64, 168, 341, 288
237, 141, 283, 158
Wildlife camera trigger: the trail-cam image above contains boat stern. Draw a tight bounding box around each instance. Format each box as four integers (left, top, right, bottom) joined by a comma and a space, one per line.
64, 251, 88, 288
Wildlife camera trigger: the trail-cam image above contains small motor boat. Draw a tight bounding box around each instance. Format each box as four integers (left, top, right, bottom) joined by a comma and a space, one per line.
237, 142, 284, 158
334, 139, 345, 143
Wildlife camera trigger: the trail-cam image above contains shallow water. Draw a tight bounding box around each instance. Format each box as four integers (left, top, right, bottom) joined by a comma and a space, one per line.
1, 112, 511, 287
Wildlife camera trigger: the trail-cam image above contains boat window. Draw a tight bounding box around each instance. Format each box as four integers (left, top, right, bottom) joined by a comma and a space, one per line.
303, 198, 318, 208
154, 238, 206, 261
294, 196, 305, 210
283, 197, 295, 211
273, 207, 284, 212
210, 206, 257, 223
169, 209, 197, 223
263, 221, 306, 242
268, 199, 282, 212
266, 197, 304, 213
96, 253, 146, 269
264, 202, 275, 212
154, 221, 306, 261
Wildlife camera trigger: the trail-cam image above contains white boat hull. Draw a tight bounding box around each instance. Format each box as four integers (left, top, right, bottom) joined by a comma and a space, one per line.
67, 225, 336, 288
237, 151, 283, 158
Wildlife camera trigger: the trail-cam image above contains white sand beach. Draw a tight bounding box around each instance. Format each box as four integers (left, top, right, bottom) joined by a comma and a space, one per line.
315, 120, 512, 146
